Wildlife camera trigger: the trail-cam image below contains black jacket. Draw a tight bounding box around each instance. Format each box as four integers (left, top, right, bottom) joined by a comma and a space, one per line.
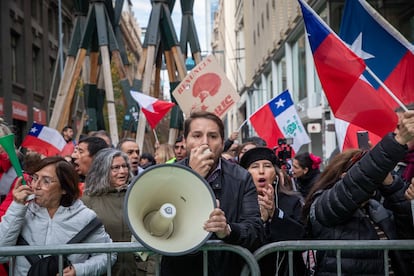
161, 158, 265, 276
309, 133, 414, 276
260, 192, 306, 276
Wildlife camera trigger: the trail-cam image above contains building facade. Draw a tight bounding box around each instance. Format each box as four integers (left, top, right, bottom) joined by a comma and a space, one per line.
212, 0, 414, 161
0, 0, 74, 145
0, 0, 143, 146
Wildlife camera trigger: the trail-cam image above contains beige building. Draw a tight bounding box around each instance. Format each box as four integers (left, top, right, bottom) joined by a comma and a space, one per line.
212, 0, 414, 160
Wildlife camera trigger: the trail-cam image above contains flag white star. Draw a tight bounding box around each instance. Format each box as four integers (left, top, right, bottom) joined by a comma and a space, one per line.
30, 127, 38, 133
349, 33, 374, 60
275, 98, 286, 108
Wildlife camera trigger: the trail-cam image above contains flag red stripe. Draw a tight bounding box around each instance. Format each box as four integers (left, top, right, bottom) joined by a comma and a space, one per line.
250, 104, 284, 149
21, 136, 62, 156
314, 34, 397, 137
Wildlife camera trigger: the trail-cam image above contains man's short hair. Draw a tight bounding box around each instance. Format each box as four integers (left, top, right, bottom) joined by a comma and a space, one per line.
78, 136, 108, 157
62, 125, 73, 132
184, 111, 224, 140
175, 135, 184, 144
116, 138, 137, 150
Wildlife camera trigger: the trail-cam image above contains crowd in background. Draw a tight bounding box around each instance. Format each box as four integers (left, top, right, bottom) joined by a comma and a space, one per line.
0, 109, 413, 275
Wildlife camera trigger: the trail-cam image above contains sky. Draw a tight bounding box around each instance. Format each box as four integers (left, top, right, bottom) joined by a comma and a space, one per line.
129, 0, 210, 54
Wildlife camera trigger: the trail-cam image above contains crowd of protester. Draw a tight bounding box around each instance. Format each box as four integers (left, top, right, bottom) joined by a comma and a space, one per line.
0, 110, 413, 275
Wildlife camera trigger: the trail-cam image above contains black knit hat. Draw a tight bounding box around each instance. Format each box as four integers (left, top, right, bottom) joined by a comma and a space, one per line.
239, 147, 278, 169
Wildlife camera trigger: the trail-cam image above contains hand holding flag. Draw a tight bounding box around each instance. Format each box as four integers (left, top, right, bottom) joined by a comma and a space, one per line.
130, 91, 175, 129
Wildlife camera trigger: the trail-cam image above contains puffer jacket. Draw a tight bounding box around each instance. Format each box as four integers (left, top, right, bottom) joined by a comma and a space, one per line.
309, 133, 414, 276
0, 200, 116, 276
161, 158, 265, 276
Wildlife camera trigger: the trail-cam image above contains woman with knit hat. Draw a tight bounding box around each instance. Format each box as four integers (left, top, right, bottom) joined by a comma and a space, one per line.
240, 147, 306, 276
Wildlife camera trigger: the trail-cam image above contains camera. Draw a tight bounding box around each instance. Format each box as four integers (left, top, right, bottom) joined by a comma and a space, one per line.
274, 137, 293, 174
278, 137, 293, 146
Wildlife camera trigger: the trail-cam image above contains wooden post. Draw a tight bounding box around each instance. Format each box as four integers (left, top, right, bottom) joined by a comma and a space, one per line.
100, 45, 119, 145
55, 48, 87, 132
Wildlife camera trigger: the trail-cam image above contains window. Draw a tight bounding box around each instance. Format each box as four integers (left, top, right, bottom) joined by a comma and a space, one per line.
32, 47, 41, 91
11, 35, 18, 82
262, 13, 264, 29
266, 3, 269, 19
292, 34, 307, 101
276, 57, 287, 93
31, 0, 38, 19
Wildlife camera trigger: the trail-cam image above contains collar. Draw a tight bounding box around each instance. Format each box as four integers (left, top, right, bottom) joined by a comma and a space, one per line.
206, 158, 222, 187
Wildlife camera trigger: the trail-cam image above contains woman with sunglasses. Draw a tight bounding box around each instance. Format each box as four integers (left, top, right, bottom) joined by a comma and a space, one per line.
302, 111, 414, 276
240, 147, 306, 276
0, 156, 115, 275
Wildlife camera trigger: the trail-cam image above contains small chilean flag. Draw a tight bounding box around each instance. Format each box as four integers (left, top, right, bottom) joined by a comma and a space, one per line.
21, 123, 66, 157
249, 90, 310, 152
130, 91, 175, 129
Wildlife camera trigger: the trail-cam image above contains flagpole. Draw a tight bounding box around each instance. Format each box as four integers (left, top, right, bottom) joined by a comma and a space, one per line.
236, 92, 287, 132
152, 129, 159, 145
365, 67, 408, 112
237, 119, 248, 132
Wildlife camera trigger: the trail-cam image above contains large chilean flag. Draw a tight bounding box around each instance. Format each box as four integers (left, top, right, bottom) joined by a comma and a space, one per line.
298, 0, 397, 142
340, 0, 414, 109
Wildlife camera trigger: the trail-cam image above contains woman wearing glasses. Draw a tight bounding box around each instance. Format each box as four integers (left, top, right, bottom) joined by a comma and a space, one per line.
302, 111, 414, 276
81, 148, 138, 275
0, 156, 115, 275
240, 147, 306, 276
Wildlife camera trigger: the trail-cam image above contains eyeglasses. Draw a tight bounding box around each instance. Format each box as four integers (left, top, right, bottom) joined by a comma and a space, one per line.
344, 150, 368, 172
111, 164, 128, 172
31, 174, 58, 187
174, 145, 185, 150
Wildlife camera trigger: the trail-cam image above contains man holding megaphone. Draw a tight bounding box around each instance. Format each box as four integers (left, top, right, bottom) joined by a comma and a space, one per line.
160, 111, 265, 276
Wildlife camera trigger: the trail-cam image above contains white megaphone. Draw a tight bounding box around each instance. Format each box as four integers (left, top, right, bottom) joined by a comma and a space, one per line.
124, 164, 216, 256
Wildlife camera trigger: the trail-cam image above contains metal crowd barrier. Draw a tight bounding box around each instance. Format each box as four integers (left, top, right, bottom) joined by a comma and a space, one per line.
241, 239, 414, 276
0, 240, 260, 276
3, 239, 413, 275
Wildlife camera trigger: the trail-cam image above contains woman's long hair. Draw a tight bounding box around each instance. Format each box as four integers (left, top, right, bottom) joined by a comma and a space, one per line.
302, 149, 364, 221
84, 148, 130, 196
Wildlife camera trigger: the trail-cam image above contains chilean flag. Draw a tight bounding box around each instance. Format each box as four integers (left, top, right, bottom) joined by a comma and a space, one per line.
335, 118, 381, 151
340, 0, 414, 109
249, 90, 310, 151
130, 91, 175, 129
298, 0, 397, 144
21, 123, 66, 157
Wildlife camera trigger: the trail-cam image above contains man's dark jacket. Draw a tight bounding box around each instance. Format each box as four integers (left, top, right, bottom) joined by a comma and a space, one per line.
161, 158, 265, 276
